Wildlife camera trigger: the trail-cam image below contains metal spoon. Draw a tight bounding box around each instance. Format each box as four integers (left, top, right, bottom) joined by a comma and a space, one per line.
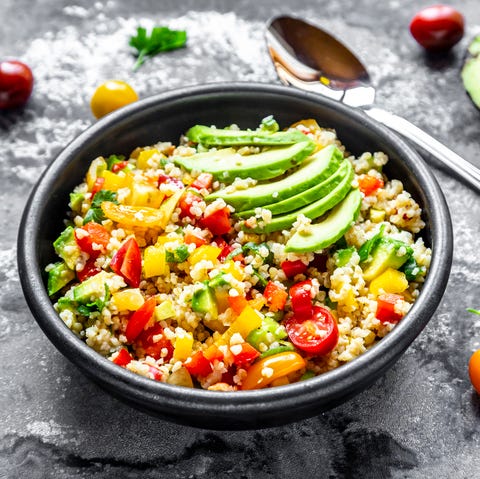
266, 15, 480, 191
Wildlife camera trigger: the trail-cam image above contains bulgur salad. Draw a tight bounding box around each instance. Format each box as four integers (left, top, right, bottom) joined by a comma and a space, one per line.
46, 117, 431, 391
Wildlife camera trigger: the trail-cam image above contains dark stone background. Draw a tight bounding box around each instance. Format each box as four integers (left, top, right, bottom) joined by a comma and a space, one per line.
1, 1, 480, 477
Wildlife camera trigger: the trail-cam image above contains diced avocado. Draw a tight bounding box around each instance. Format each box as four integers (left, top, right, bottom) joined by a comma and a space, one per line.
73, 271, 113, 304
285, 188, 362, 253
208, 272, 230, 288
53, 226, 81, 270
165, 244, 190, 263
335, 246, 356, 267
237, 157, 349, 217
186, 124, 308, 146
192, 283, 218, 319
462, 36, 480, 109
47, 262, 75, 296
69, 192, 84, 213
208, 144, 343, 211
173, 140, 315, 182
246, 316, 288, 350
245, 160, 354, 234
361, 237, 414, 282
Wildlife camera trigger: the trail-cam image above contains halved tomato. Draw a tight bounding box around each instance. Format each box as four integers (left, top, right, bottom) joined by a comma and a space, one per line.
285, 305, 338, 355
110, 237, 141, 287
125, 296, 156, 343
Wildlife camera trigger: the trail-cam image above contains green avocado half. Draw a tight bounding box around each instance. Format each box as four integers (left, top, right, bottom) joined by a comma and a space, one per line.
461, 35, 480, 110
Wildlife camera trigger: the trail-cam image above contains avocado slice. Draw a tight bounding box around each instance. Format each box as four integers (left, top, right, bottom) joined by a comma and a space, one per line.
191, 283, 218, 319
237, 158, 349, 217
285, 189, 362, 253
208, 144, 344, 211
73, 271, 113, 304
461, 35, 480, 109
243, 160, 354, 233
173, 140, 315, 182
53, 226, 81, 270
361, 237, 413, 282
186, 125, 308, 146
47, 262, 75, 296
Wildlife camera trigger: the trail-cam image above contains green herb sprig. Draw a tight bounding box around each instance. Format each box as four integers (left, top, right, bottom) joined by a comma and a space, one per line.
129, 26, 187, 70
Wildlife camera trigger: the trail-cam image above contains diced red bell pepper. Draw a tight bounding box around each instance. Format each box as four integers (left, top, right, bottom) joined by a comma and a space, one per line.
264, 281, 288, 312
77, 257, 101, 282
184, 351, 213, 377
190, 172, 213, 190
136, 323, 174, 361
110, 237, 142, 287
231, 343, 260, 367
289, 280, 314, 320
200, 207, 232, 236
91, 177, 105, 196
111, 160, 129, 173
184, 232, 206, 247
358, 175, 384, 196
228, 295, 249, 315
376, 293, 404, 323
75, 222, 110, 257
125, 297, 157, 343
281, 259, 308, 278
113, 348, 133, 366
179, 190, 203, 219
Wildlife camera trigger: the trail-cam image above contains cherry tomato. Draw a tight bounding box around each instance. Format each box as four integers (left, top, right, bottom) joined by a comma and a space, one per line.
110, 237, 142, 287
289, 280, 314, 319
75, 222, 110, 257
90, 80, 138, 119
136, 323, 173, 361
409, 5, 464, 51
469, 350, 480, 394
0, 60, 34, 109
76, 257, 101, 282
285, 305, 338, 355
125, 297, 156, 343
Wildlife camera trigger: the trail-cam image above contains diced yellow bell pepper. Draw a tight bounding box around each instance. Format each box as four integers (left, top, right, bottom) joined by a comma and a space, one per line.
215, 289, 230, 314
126, 178, 165, 208
144, 245, 167, 278
111, 288, 145, 311
226, 305, 263, 339
154, 300, 176, 321
188, 245, 221, 266
156, 235, 183, 245
369, 208, 386, 223
369, 268, 408, 297
220, 260, 244, 281
173, 331, 194, 361
249, 296, 266, 311
86, 157, 107, 190
101, 201, 165, 228
100, 170, 129, 191
157, 190, 183, 229
136, 148, 163, 169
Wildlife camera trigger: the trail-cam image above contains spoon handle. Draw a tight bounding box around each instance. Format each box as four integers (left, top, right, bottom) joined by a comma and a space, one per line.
366, 107, 480, 191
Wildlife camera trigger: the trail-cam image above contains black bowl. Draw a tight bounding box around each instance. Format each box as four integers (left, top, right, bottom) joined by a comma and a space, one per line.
17, 82, 453, 429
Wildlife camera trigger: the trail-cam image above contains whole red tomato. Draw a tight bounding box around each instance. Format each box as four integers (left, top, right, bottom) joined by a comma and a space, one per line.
0, 60, 34, 109
409, 5, 464, 51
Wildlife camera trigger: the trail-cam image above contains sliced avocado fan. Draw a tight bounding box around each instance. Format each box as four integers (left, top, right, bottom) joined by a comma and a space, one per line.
461, 35, 480, 109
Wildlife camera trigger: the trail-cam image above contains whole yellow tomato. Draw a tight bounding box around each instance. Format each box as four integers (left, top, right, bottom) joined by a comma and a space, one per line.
90, 80, 138, 119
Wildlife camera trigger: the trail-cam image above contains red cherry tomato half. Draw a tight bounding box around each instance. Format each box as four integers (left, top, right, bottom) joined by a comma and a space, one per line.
409, 5, 464, 51
110, 237, 142, 287
285, 305, 338, 355
289, 280, 314, 320
0, 60, 34, 109
125, 297, 156, 343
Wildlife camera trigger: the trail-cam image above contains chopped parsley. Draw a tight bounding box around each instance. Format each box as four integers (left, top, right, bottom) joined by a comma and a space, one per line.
83, 190, 117, 225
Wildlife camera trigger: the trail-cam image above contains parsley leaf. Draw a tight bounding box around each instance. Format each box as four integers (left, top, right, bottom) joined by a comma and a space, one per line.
83, 190, 117, 225
129, 26, 187, 70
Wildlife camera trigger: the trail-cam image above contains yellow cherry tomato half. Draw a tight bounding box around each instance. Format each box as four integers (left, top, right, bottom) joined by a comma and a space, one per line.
241, 351, 306, 390
90, 80, 138, 119
468, 349, 480, 394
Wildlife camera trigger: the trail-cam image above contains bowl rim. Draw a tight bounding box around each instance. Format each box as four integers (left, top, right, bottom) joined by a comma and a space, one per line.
17, 81, 453, 423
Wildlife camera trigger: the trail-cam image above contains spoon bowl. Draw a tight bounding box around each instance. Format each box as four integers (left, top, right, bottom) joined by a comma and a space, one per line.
266, 14, 480, 191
